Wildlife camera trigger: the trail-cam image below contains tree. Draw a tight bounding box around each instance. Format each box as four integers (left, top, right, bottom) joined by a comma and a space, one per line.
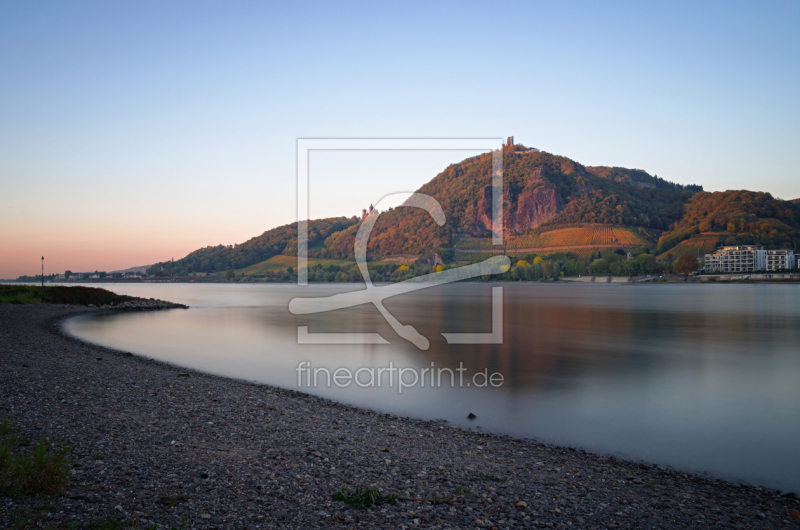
633, 253, 657, 274
674, 254, 699, 277
225, 271, 235, 281
589, 258, 608, 274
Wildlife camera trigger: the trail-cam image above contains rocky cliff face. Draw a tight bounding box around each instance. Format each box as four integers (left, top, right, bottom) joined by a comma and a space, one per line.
476, 168, 564, 235
510, 182, 564, 234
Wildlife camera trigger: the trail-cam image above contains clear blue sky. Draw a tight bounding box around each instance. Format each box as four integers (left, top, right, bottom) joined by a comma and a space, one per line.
1, 1, 798, 277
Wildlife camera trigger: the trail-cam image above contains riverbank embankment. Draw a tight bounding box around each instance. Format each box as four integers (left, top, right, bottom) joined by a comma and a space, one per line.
1, 305, 799, 529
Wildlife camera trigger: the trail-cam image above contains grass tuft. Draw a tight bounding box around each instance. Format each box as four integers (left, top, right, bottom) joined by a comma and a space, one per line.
0, 420, 72, 496
332, 485, 396, 508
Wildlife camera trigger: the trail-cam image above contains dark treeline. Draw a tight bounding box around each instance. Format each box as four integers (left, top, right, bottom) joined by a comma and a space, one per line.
238, 249, 669, 284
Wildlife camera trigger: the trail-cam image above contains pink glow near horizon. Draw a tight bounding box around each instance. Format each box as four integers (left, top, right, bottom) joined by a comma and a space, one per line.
1, 220, 268, 279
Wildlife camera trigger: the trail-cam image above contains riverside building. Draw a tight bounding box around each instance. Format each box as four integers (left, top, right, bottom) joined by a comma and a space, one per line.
765, 249, 796, 271
704, 246, 797, 273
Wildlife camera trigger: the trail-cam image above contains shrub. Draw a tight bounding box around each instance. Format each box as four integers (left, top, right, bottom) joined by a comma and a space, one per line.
332, 485, 396, 508
0, 420, 72, 496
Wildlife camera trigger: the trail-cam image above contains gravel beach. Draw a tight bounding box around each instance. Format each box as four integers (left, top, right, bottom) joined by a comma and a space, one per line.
2, 304, 799, 529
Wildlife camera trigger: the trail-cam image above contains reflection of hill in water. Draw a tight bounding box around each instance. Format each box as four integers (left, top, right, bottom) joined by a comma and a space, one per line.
391, 284, 800, 392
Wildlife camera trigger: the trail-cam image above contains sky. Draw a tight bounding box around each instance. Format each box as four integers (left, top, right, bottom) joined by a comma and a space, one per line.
1, 1, 798, 278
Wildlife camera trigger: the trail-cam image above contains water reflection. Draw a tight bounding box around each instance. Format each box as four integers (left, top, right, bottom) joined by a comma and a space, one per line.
65, 282, 800, 492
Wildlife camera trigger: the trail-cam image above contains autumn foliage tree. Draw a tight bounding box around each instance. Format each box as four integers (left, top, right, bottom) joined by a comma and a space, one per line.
674, 254, 699, 276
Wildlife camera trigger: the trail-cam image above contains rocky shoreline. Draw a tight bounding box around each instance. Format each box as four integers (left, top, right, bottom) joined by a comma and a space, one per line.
93, 298, 189, 311
1, 304, 799, 529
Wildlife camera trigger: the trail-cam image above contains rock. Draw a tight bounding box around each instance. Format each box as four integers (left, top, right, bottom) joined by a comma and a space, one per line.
467, 413, 477, 420
201, 514, 211, 519
514, 501, 527, 510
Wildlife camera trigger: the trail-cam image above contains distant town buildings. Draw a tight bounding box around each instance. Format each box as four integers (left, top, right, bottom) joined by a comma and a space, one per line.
704, 246, 797, 273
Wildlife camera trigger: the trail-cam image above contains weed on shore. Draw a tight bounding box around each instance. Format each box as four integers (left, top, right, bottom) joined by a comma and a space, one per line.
332, 485, 397, 508
0, 419, 73, 496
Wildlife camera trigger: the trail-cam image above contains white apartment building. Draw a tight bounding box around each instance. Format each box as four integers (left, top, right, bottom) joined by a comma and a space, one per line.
705, 246, 797, 273
765, 249, 795, 271
705, 246, 766, 273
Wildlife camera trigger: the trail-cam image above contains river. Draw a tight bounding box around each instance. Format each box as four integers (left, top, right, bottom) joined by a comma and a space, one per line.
64, 282, 800, 493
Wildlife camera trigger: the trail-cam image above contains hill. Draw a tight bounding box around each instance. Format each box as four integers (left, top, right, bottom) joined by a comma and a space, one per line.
655, 190, 800, 255
148, 217, 358, 276
317, 147, 699, 261
150, 144, 719, 275
111, 264, 151, 274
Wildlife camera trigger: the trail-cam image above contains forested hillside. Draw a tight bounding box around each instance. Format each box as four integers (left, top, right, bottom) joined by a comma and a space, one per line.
149, 146, 799, 277
317, 147, 699, 260
148, 217, 358, 276
655, 190, 800, 254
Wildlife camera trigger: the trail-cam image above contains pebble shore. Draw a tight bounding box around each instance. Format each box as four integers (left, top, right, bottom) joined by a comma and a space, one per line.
1, 304, 799, 529
92, 298, 189, 311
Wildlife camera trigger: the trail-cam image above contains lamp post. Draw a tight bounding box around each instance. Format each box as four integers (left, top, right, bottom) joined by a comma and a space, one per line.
41, 256, 44, 287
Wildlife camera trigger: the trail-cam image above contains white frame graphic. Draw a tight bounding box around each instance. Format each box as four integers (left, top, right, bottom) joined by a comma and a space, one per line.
292, 138, 505, 349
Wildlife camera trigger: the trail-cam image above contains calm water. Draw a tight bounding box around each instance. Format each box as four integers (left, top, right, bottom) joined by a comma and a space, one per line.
64, 282, 800, 492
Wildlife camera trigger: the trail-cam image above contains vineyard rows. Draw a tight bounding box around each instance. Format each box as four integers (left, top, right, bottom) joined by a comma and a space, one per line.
455, 247, 629, 263
658, 236, 721, 260
456, 226, 650, 250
